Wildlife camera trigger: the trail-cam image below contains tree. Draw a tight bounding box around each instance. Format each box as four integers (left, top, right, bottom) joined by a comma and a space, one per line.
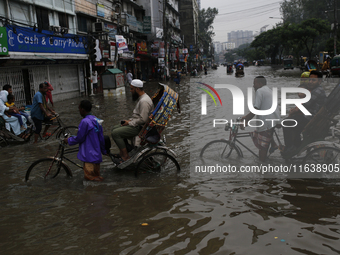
251, 27, 283, 64
198, 8, 218, 57
298, 19, 330, 59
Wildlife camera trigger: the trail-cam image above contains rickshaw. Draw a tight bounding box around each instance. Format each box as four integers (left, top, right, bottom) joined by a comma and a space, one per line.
0, 116, 26, 147
108, 83, 181, 175
200, 83, 340, 173
235, 64, 244, 77
304, 59, 319, 72
25, 84, 181, 182
226, 64, 233, 75
330, 55, 340, 76
283, 58, 294, 70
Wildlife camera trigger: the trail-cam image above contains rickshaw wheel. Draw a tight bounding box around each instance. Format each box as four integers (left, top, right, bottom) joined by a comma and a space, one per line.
135, 152, 180, 177
302, 146, 340, 164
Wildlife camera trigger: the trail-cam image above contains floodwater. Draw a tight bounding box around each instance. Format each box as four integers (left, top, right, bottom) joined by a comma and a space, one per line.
1, 66, 340, 254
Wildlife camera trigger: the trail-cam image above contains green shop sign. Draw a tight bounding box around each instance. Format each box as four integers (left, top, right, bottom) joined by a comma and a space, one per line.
0, 27, 8, 55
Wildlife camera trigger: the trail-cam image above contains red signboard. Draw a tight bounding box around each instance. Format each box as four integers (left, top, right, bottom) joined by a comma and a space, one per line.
137, 41, 147, 54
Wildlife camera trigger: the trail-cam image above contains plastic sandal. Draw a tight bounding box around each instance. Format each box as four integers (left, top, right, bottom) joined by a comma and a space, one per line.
42, 132, 52, 138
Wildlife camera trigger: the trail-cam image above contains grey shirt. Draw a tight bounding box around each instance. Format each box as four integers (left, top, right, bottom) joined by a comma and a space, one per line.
129, 93, 154, 127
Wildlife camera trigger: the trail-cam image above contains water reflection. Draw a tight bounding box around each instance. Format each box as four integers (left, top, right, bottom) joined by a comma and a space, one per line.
0, 66, 339, 254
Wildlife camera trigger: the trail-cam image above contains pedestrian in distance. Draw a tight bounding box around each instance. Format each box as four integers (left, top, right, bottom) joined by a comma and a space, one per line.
64, 100, 107, 181
92, 71, 98, 94
127, 69, 133, 85
174, 69, 181, 85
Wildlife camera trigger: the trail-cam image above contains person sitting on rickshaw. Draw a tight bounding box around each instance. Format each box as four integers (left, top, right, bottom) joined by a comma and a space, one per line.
281, 71, 326, 156
321, 57, 330, 71
111, 79, 154, 165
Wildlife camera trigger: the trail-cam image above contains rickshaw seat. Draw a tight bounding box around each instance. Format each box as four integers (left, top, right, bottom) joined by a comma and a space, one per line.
138, 83, 179, 146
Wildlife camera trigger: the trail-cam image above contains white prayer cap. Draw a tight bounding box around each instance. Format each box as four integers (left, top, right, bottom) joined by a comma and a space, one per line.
131, 79, 143, 88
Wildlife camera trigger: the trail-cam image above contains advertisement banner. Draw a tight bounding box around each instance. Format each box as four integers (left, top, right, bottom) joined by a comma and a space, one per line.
158, 58, 165, 67
110, 41, 115, 61
115, 35, 128, 51
159, 41, 165, 58
104, 23, 117, 38
97, 4, 105, 17
5, 25, 87, 54
102, 50, 109, 59
0, 27, 8, 55
156, 28, 163, 39
143, 16, 151, 34
116, 73, 125, 88
126, 14, 138, 32
137, 41, 147, 54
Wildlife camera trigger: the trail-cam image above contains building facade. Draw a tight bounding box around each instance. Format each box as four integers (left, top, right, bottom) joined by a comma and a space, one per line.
0, 0, 196, 102
179, 0, 199, 70
0, 0, 88, 105
227, 30, 253, 48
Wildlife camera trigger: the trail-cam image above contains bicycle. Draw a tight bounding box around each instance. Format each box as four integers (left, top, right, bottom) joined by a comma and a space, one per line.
200, 118, 340, 166
38, 114, 78, 140
25, 134, 79, 183
25, 133, 180, 183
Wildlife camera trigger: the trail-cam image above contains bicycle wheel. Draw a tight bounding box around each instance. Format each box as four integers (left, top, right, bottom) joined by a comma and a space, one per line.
135, 152, 180, 177
303, 147, 340, 165
200, 140, 241, 161
25, 157, 72, 182
56, 126, 78, 139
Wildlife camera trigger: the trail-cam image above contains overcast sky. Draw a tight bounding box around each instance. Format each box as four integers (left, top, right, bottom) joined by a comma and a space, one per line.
201, 0, 282, 42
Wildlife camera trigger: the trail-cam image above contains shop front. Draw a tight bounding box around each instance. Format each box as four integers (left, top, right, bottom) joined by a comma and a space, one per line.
0, 25, 88, 105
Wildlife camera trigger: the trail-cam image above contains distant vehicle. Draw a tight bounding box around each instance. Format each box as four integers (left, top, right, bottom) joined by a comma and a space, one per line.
235, 63, 244, 77
304, 59, 319, 72
283, 59, 294, 70
330, 56, 340, 76
226, 64, 233, 74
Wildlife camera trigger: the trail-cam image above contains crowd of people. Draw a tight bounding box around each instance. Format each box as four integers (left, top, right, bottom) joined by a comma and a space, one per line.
0, 82, 56, 141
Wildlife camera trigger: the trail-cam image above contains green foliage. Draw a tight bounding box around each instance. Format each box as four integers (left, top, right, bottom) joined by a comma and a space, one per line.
248, 18, 330, 63
198, 8, 218, 56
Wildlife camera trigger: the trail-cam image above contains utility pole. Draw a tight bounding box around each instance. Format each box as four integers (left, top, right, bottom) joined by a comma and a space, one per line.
334, 0, 338, 56
163, 0, 168, 78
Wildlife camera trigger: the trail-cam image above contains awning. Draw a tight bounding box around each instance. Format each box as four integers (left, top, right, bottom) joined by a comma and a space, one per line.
106, 68, 123, 74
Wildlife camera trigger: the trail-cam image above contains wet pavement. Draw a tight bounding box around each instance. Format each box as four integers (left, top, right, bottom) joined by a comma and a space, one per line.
1, 66, 340, 254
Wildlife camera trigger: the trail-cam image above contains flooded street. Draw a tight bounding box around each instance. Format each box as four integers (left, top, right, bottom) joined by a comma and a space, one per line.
1, 66, 340, 254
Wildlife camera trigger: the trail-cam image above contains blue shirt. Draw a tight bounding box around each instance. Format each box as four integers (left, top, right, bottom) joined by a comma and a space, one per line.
68, 115, 107, 164
31, 91, 45, 120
